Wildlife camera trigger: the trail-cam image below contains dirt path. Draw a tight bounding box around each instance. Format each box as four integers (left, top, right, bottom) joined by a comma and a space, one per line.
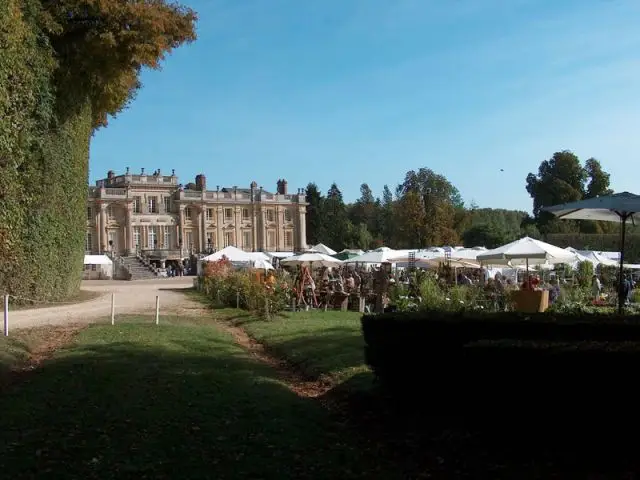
7, 278, 195, 330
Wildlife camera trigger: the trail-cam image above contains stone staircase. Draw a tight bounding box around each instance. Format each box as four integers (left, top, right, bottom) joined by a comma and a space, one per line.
118, 255, 158, 280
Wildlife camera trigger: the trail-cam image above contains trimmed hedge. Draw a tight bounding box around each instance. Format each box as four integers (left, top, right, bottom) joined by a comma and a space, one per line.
0, 0, 88, 301
361, 311, 640, 414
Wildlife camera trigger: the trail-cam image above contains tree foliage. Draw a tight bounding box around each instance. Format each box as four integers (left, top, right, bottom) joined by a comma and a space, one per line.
0, 0, 196, 300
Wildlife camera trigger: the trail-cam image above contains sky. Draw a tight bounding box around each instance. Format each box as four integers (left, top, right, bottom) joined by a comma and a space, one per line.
89, 0, 640, 212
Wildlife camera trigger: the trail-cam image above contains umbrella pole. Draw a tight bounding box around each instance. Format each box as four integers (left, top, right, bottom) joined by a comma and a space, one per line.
617, 213, 629, 315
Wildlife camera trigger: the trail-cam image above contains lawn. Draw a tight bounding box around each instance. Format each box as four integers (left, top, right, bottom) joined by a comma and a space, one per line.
0, 318, 399, 479
218, 308, 373, 389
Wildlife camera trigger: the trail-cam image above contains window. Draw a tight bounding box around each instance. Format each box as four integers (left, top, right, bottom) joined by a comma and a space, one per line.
163, 196, 171, 213
242, 231, 252, 250
163, 226, 170, 249
224, 231, 234, 247
206, 208, 214, 221
148, 196, 158, 213
107, 231, 117, 251
206, 233, 215, 250
242, 208, 250, 220
107, 205, 115, 220
133, 196, 141, 213
148, 226, 157, 249
224, 208, 233, 221
266, 209, 275, 222
284, 230, 293, 248
87, 206, 92, 221
85, 232, 93, 252
284, 208, 292, 222
267, 230, 276, 249
185, 231, 194, 251
133, 227, 141, 250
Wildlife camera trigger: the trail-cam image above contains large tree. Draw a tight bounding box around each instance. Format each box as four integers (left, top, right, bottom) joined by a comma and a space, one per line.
323, 183, 351, 251
526, 151, 613, 234
0, 0, 196, 300
304, 183, 325, 246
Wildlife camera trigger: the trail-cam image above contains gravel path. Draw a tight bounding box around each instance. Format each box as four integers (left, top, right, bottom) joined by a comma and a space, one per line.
7, 278, 198, 330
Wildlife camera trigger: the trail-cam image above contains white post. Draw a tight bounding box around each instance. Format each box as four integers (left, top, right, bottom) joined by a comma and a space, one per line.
111, 293, 115, 325
3, 294, 8, 337
155, 295, 160, 325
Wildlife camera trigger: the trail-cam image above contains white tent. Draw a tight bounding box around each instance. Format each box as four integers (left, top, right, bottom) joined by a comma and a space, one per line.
83, 254, 113, 279
202, 246, 269, 263
308, 243, 337, 255
280, 252, 343, 268
476, 237, 578, 267
345, 247, 398, 264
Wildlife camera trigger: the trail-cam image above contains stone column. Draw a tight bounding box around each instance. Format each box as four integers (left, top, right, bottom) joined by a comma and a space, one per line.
261, 207, 267, 251
252, 205, 258, 252
200, 207, 206, 252
298, 205, 307, 252
94, 207, 101, 254
126, 203, 133, 255
99, 203, 108, 253
217, 206, 224, 249
235, 206, 241, 249
179, 205, 185, 255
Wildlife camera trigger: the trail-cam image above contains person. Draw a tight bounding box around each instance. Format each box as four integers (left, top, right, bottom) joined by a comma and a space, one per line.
549, 278, 561, 304
591, 275, 602, 301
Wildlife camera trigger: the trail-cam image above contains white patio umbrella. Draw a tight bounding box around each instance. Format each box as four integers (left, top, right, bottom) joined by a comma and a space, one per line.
308, 243, 337, 255
345, 246, 398, 264
476, 236, 578, 268
544, 192, 640, 313
202, 246, 269, 262
280, 252, 343, 268
251, 259, 274, 270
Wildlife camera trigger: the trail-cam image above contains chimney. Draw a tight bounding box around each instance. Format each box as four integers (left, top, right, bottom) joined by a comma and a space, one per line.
276, 179, 288, 195
195, 173, 206, 191
250, 181, 257, 189
107, 170, 115, 179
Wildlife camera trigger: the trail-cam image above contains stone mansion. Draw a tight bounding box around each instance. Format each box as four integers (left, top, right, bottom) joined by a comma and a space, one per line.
87, 168, 308, 261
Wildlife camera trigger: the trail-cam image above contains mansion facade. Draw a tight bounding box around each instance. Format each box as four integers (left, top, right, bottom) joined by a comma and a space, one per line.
87, 168, 308, 260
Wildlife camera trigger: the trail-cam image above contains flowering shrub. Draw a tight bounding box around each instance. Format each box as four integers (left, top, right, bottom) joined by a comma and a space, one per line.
195, 258, 291, 318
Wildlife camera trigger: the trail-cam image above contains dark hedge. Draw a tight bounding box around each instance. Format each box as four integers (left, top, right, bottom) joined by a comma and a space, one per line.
361, 310, 640, 415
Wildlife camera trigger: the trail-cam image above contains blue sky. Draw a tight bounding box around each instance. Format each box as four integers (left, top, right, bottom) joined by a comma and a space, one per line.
90, 0, 640, 212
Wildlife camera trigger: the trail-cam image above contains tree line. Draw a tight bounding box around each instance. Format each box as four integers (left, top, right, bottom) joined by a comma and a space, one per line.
306, 151, 625, 252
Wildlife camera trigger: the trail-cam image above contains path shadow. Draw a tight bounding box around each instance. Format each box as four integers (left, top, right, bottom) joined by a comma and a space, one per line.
0, 326, 400, 479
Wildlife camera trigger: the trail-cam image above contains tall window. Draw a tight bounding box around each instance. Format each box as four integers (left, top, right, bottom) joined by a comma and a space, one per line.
133, 196, 141, 213
85, 232, 93, 252
107, 231, 117, 252
224, 231, 234, 247
284, 208, 292, 222
148, 196, 158, 213
224, 208, 233, 221
87, 206, 93, 221
242, 231, 252, 250
185, 207, 192, 220
267, 230, 276, 249
163, 196, 171, 213
107, 205, 115, 220
266, 209, 275, 222
242, 208, 250, 220
206, 208, 214, 221
148, 226, 156, 249
163, 226, 171, 249
284, 231, 293, 249
185, 231, 194, 251
133, 227, 141, 250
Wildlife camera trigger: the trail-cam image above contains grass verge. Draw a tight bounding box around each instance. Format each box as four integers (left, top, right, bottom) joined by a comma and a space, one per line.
0, 318, 398, 479
8, 290, 103, 310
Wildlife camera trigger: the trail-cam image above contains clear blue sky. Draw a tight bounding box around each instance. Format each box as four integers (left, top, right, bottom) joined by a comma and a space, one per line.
90, 0, 640, 212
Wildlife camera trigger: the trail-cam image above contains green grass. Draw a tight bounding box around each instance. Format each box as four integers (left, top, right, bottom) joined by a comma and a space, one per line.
0, 319, 398, 479
218, 308, 374, 389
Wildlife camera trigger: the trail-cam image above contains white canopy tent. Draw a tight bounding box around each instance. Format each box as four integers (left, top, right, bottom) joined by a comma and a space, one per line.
308, 243, 337, 255
477, 237, 578, 268
345, 247, 398, 264
280, 252, 343, 268
201, 246, 269, 263
83, 254, 113, 279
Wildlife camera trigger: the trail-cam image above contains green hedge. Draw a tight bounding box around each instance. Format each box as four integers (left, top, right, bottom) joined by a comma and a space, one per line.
361, 311, 640, 413
0, 0, 88, 301
546, 233, 638, 262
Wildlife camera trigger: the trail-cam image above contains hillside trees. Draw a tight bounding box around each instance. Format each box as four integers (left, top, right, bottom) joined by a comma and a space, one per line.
0, 0, 196, 300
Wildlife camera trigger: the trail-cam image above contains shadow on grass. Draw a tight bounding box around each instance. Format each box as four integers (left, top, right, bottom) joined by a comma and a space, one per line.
0, 324, 399, 480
